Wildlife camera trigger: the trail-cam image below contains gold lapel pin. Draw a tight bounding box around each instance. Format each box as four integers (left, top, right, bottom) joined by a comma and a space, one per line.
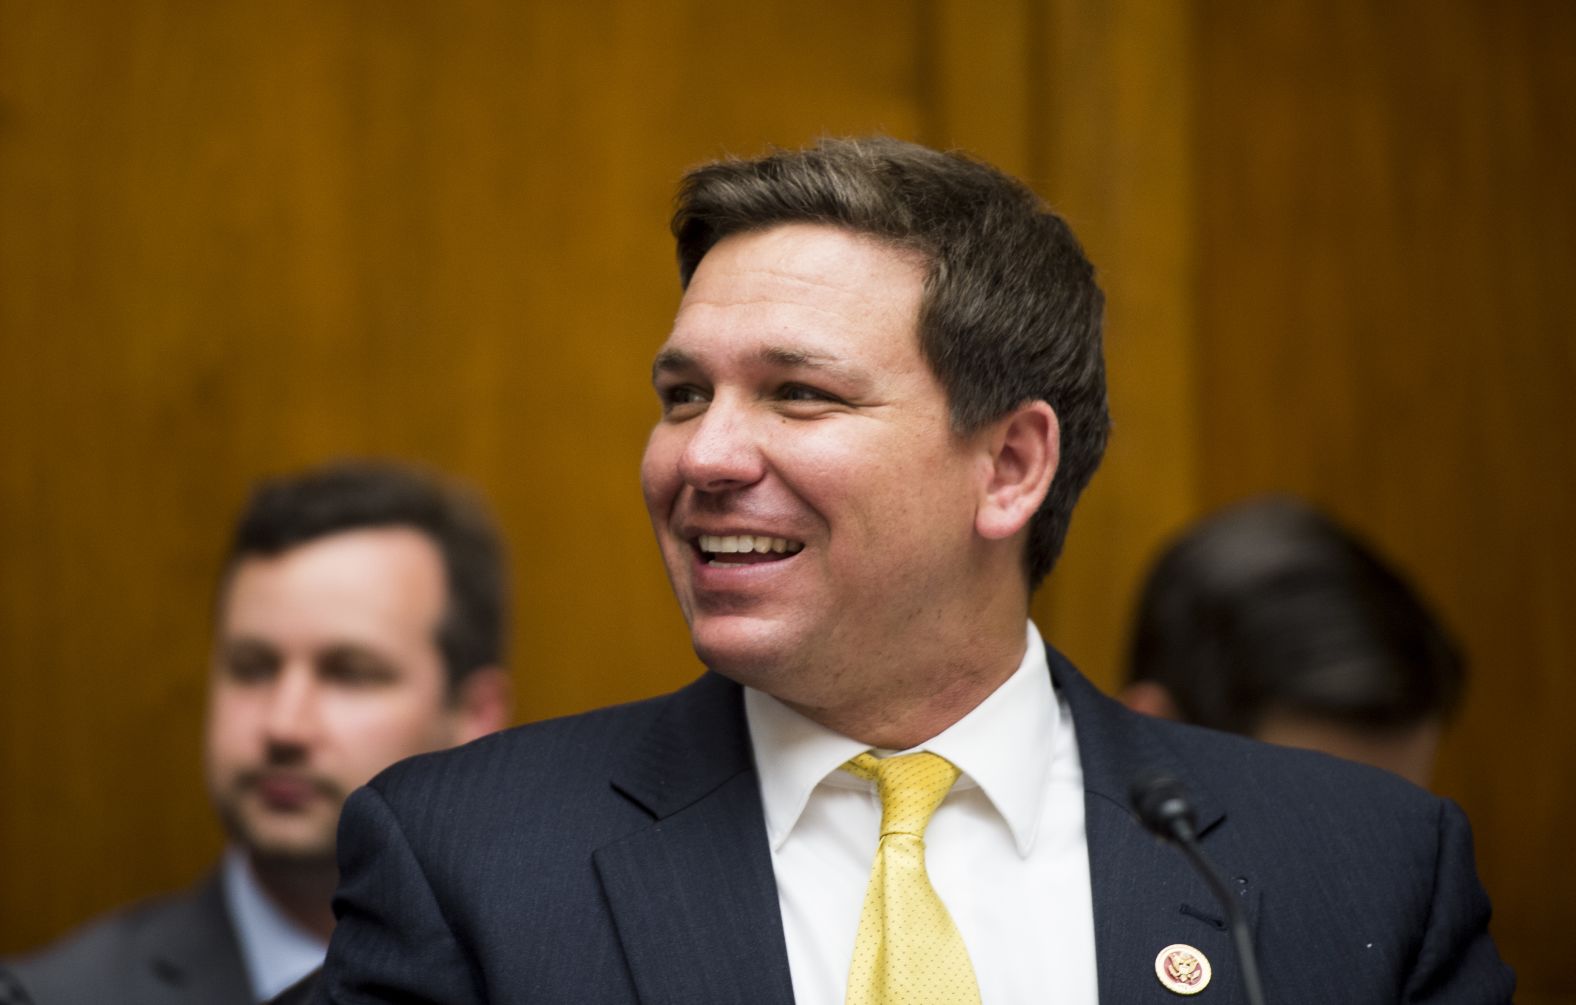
1154, 943, 1212, 995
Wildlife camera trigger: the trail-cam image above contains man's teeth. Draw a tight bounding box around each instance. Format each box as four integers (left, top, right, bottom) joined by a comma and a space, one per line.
697, 534, 804, 555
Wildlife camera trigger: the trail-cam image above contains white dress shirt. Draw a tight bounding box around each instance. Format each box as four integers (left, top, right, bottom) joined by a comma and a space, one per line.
220, 846, 328, 1003
744, 621, 1098, 1004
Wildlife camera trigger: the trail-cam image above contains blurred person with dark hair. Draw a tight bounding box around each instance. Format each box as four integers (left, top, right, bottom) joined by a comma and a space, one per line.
2, 461, 512, 1005
1122, 496, 1464, 786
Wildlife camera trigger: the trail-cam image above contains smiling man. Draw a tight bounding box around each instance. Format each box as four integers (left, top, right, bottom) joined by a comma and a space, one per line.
641, 222, 1035, 747
314, 139, 1512, 1003
2, 462, 511, 1004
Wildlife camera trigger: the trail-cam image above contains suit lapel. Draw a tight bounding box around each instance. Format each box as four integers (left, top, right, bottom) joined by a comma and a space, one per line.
1049, 647, 1261, 1003
592, 654, 1265, 1003
594, 673, 795, 1005
134, 875, 253, 1004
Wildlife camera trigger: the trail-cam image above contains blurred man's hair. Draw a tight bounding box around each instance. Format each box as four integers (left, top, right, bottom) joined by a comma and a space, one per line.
1126, 496, 1464, 735
226, 460, 508, 693
672, 136, 1108, 587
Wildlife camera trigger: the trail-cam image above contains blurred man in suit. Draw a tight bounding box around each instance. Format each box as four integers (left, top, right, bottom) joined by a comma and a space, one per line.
1123, 496, 1466, 787
316, 138, 1512, 1003
2, 461, 512, 1004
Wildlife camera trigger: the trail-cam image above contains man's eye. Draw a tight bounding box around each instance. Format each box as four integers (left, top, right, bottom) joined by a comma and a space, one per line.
223, 650, 276, 683
658, 384, 709, 412
321, 652, 397, 687
779, 384, 839, 405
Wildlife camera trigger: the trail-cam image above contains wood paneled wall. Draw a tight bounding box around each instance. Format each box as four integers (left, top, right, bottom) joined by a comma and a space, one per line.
1, 1, 1569, 999
1190, 4, 1576, 999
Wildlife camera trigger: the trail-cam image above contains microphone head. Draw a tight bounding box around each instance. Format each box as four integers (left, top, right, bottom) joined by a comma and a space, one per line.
1129, 771, 1198, 842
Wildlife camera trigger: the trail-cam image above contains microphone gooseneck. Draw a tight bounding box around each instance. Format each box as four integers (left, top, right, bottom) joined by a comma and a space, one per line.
1129, 772, 1268, 1005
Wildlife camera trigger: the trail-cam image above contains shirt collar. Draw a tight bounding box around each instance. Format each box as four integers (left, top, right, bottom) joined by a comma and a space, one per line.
220, 845, 328, 1002
744, 621, 1057, 857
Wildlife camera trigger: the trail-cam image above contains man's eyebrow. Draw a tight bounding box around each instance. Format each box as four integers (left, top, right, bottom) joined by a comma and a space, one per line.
758, 346, 862, 381
651, 348, 694, 382
759, 346, 827, 368
653, 345, 860, 378
220, 636, 274, 655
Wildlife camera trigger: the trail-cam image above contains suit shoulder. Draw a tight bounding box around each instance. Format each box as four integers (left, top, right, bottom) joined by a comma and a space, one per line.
3, 885, 215, 1000
365, 678, 696, 802
7, 888, 183, 962
1132, 712, 1461, 893
1055, 645, 1441, 826
1153, 713, 1439, 812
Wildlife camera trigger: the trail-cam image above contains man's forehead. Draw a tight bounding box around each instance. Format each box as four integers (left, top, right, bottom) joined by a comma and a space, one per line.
219, 529, 447, 624
657, 237, 927, 376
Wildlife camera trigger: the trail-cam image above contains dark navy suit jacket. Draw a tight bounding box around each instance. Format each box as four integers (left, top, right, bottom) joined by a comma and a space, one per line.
316, 647, 1513, 1003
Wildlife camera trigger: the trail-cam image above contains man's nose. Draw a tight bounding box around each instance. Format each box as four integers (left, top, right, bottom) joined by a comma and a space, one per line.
677, 397, 766, 493
262, 664, 320, 749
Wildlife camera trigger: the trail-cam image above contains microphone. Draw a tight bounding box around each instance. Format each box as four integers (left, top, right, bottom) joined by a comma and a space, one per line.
1129, 772, 1267, 1005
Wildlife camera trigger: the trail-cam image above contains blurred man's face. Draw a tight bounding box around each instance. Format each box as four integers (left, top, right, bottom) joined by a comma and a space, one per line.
1255, 711, 1442, 788
641, 224, 989, 715
204, 527, 463, 866
1124, 681, 1444, 788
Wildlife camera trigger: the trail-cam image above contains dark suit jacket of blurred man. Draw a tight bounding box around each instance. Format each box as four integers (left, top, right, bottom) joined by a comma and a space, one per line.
313, 645, 1513, 1004
2, 874, 250, 1004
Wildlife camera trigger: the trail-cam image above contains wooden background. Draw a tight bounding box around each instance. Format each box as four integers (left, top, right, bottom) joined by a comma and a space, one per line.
1, 1, 1570, 1000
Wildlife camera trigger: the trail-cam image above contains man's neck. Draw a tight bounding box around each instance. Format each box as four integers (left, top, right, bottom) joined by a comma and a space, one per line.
249, 853, 339, 941
784, 623, 1031, 750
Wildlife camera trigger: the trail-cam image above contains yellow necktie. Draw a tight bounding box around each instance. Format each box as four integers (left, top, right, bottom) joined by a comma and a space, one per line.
841, 751, 982, 1005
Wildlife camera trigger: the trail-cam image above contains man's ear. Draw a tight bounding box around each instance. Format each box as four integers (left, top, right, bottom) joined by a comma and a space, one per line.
1121, 680, 1181, 721
975, 400, 1059, 541
451, 666, 514, 745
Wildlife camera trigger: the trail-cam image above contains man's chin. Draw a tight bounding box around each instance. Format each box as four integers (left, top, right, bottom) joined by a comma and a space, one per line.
693, 631, 773, 675
245, 842, 339, 874
692, 623, 812, 694
224, 811, 338, 870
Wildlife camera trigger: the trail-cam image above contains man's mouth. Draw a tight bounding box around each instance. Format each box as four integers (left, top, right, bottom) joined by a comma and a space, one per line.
696, 533, 805, 566
238, 770, 339, 811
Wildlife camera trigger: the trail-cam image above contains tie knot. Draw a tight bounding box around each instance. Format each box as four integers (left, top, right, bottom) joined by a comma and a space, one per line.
842, 751, 961, 838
